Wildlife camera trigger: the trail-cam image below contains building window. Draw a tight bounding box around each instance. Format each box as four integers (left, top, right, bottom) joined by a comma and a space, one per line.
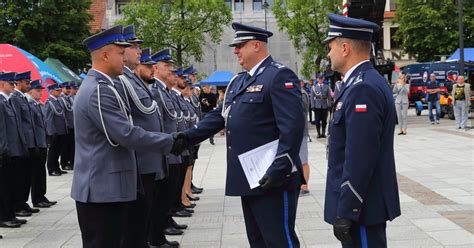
224, 0, 231, 9
235, 0, 244, 12
253, 0, 262, 10
390, 28, 400, 49
390, 0, 396, 11
117, 2, 128, 15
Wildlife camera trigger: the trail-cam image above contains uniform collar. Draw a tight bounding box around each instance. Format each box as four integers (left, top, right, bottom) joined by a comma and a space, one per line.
15, 88, 26, 97
0, 91, 9, 100
91, 69, 115, 85
248, 55, 270, 77
172, 88, 181, 96
154, 77, 168, 90
50, 95, 58, 100
343, 59, 370, 83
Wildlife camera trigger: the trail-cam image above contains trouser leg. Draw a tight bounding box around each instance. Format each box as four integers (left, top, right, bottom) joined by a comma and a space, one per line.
30, 148, 47, 204
47, 135, 62, 173
11, 156, 31, 211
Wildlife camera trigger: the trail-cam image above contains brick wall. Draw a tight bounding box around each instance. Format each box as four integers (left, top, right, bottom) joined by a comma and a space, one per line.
88, 0, 107, 32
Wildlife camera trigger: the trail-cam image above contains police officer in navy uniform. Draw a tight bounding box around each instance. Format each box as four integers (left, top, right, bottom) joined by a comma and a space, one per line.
148, 49, 188, 247
0, 72, 28, 228
323, 14, 401, 247
10, 71, 41, 215
59, 81, 75, 170
44, 80, 68, 176
113, 25, 169, 246
180, 22, 305, 247
26, 80, 56, 208
71, 25, 186, 248
310, 73, 332, 138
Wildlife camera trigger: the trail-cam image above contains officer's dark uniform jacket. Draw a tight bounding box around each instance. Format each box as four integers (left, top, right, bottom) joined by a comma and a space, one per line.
150, 79, 182, 165
26, 95, 47, 148
310, 83, 332, 109
10, 90, 36, 149
71, 70, 174, 203
324, 61, 401, 226
0, 95, 7, 160
0, 93, 28, 157
185, 56, 305, 196
60, 93, 74, 129
183, 97, 198, 128
44, 95, 68, 136
114, 67, 167, 179
171, 89, 191, 156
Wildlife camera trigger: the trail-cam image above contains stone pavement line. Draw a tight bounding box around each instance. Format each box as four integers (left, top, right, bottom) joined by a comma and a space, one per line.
439, 210, 474, 234
397, 174, 457, 206
430, 128, 474, 138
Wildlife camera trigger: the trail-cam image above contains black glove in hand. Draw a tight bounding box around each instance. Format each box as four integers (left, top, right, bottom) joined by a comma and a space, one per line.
258, 174, 284, 190
171, 132, 188, 155
333, 217, 353, 245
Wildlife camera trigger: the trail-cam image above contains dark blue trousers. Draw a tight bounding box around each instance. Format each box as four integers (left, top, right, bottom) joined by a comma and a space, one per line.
241, 188, 300, 248
342, 222, 387, 248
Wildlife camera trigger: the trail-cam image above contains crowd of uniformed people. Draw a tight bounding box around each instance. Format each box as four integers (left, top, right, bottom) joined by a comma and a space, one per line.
1, 12, 402, 248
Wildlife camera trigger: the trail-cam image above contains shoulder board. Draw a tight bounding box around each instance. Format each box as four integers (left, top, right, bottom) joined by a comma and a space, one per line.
97, 79, 108, 85
352, 72, 365, 86
270, 61, 286, 69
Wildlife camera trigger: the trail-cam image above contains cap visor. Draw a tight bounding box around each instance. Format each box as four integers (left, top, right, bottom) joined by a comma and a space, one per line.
141, 61, 157, 65
113, 41, 132, 47
322, 36, 336, 44
127, 38, 144, 44
229, 40, 248, 47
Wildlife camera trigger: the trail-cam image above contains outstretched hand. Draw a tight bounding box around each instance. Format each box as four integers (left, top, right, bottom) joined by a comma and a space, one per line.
171, 132, 188, 155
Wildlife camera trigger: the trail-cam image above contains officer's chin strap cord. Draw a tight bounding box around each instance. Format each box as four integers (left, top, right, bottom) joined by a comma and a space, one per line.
97, 83, 133, 147
119, 75, 160, 116
221, 74, 239, 127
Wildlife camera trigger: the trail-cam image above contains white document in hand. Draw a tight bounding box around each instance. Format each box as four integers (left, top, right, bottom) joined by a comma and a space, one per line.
238, 139, 279, 189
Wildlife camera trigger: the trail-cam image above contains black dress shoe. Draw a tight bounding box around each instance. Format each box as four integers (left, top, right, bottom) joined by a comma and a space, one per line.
172, 210, 191, 218
191, 184, 203, 191
170, 220, 188, 230
191, 189, 202, 194
12, 217, 27, 224
163, 227, 184, 235
63, 165, 74, 170
15, 210, 32, 217
33, 202, 51, 208
45, 199, 57, 205
182, 203, 196, 208
182, 208, 194, 214
59, 170, 68, 174
24, 206, 40, 213
165, 240, 179, 246
0, 221, 21, 228
49, 171, 61, 176
187, 195, 200, 201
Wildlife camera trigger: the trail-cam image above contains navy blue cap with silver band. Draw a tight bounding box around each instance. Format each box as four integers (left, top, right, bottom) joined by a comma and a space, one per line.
29, 80, 44, 90
82, 25, 131, 52
183, 65, 196, 75
14, 71, 32, 82
140, 48, 156, 65
123, 25, 144, 44
0, 72, 16, 82
323, 13, 379, 43
151, 49, 174, 63
229, 22, 273, 47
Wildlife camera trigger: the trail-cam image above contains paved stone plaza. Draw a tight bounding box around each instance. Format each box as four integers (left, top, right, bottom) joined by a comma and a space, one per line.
1, 111, 473, 247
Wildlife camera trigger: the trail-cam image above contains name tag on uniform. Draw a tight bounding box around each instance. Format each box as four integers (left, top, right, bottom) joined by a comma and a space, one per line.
246, 85, 263, 93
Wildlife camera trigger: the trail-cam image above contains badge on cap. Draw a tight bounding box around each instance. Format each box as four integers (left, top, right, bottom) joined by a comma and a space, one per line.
246, 85, 263, 93
284, 82, 294, 89
355, 104, 367, 112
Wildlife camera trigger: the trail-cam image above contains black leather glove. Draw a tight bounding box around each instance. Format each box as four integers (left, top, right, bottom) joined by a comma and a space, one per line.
333, 217, 353, 245
258, 174, 285, 190
171, 132, 188, 155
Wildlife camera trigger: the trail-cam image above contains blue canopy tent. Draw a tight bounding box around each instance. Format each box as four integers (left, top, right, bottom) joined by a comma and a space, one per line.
200, 71, 234, 86
447, 48, 474, 62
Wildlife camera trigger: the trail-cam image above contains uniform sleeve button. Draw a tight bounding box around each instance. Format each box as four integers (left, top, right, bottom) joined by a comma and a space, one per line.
228, 146, 231, 150
227, 131, 230, 134
353, 209, 358, 212
250, 99, 253, 102
233, 101, 236, 104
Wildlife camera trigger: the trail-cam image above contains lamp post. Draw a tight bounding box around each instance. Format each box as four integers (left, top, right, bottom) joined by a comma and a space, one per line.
457, 0, 464, 75
263, 0, 269, 30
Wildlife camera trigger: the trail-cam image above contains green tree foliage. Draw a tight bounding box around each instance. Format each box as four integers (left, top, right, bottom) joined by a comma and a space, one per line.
394, 0, 474, 62
272, 0, 337, 78
0, 0, 93, 71
119, 0, 232, 67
